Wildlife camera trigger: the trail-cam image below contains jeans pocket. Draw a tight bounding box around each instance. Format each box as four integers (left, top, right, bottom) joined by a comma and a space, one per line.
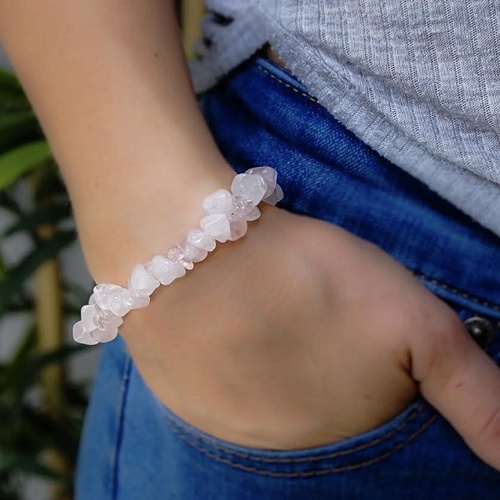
154, 393, 437, 478
148, 279, 498, 480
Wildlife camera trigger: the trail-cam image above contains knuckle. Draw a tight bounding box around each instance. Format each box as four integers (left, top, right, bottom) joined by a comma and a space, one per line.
478, 405, 500, 442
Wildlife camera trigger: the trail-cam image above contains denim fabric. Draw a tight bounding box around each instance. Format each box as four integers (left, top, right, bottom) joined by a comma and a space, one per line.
75, 57, 500, 499
192, 1, 500, 237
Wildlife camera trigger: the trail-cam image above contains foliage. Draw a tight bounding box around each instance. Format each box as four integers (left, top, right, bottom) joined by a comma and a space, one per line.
0, 67, 90, 498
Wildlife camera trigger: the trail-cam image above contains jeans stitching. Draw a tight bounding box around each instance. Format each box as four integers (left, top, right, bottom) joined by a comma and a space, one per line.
166, 402, 426, 463
416, 272, 500, 311
168, 412, 437, 476
109, 353, 133, 499
256, 65, 318, 105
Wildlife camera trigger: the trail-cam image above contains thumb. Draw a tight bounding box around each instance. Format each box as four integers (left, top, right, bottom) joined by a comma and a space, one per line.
411, 316, 500, 470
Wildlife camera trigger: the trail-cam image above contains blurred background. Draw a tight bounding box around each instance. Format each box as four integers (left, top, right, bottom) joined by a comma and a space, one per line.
0, 2, 204, 499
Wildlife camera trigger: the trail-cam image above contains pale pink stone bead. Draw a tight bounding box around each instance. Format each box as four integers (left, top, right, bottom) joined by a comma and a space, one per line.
200, 213, 231, 242
246, 166, 277, 197
95, 309, 123, 330
167, 244, 194, 270
183, 242, 208, 262
81, 304, 99, 332
202, 189, 234, 215
231, 173, 267, 205
150, 255, 186, 285
93, 325, 120, 343
128, 264, 160, 297
262, 183, 284, 206
232, 196, 261, 221
105, 290, 132, 317
187, 228, 216, 251
228, 214, 248, 241
94, 284, 122, 295
126, 293, 150, 309
72, 321, 99, 345
93, 284, 124, 310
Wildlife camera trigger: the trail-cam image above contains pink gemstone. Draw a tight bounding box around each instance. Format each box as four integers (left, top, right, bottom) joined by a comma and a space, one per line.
200, 214, 231, 242
231, 173, 268, 205
81, 305, 98, 332
92, 306, 122, 342
228, 215, 248, 241
246, 166, 277, 197
105, 290, 131, 317
187, 228, 216, 251
93, 284, 123, 309
127, 293, 150, 309
150, 255, 186, 285
232, 196, 261, 221
72, 321, 99, 345
166, 244, 194, 270
94, 326, 119, 343
128, 264, 160, 296
202, 189, 234, 215
184, 242, 208, 262
262, 184, 284, 205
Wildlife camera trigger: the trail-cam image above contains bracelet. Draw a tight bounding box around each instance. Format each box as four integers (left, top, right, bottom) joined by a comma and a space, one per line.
73, 167, 283, 345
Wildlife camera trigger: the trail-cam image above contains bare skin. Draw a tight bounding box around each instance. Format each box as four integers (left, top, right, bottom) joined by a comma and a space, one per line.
1, 0, 498, 469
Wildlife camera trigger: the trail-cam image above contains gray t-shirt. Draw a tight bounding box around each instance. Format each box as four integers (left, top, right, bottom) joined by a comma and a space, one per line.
191, 0, 500, 238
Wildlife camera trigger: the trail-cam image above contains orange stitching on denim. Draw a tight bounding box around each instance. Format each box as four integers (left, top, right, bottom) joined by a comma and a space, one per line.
416, 273, 500, 311
169, 413, 437, 476
167, 403, 427, 464
256, 65, 318, 105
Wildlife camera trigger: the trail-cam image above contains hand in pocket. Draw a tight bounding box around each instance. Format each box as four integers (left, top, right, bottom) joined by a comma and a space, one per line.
120, 208, 500, 470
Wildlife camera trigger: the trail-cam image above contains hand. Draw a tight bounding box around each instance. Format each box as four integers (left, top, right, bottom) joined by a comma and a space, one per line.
119, 208, 500, 470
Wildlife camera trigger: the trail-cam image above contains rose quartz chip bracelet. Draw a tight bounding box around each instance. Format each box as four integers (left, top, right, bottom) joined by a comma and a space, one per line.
73, 167, 283, 345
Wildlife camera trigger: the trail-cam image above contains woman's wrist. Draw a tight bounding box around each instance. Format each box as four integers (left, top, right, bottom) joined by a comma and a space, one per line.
73, 166, 284, 344
75, 157, 236, 284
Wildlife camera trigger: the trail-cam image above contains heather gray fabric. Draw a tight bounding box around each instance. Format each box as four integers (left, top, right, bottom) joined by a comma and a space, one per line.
191, 0, 500, 237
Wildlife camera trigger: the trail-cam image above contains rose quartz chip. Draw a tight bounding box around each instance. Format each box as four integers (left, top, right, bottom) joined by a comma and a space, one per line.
187, 228, 216, 251
231, 173, 267, 205
128, 264, 160, 296
202, 189, 234, 215
200, 213, 231, 242
150, 255, 186, 285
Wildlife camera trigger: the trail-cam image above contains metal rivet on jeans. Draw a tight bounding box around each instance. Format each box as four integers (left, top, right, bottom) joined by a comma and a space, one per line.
463, 316, 496, 349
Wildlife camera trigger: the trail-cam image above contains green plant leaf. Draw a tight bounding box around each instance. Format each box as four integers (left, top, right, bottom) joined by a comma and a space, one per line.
0, 326, 37, 397
3, 203, 71, 236
0, 397, 83, 461
0, 253, 6, 281
0, 191, 22, 216
4, 300, 35, 313
33, 164, 66, 203
0, 70, 29, 111
0, 469, 20, 500
0, 230, 76, 316
0, 112, 40, 153
5, 362, 88, 419
0, 141, 52, 190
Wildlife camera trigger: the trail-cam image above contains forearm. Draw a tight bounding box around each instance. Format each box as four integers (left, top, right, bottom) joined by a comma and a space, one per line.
0, 1, 233, 281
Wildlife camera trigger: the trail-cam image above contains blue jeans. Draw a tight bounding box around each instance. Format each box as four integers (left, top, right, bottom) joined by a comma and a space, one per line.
75, 57, 500, 499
